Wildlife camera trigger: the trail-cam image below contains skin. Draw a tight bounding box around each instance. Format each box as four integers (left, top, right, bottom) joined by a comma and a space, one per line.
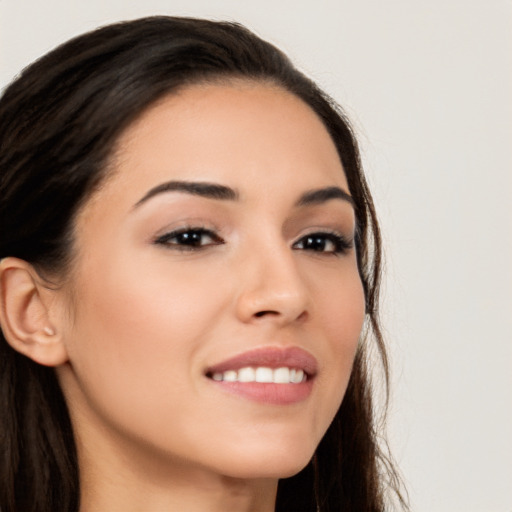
50, 82, 366, 512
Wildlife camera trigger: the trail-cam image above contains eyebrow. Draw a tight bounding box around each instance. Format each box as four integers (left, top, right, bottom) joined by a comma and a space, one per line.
133, 180, 353, 209
296, 186, 354, 207
133, 180, 239, 208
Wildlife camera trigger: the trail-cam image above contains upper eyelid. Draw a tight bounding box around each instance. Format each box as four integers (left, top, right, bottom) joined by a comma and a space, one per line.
293, 227, 353, 241
153, 222, 221, 239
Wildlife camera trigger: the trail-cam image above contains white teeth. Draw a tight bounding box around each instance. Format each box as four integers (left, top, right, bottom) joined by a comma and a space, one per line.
210, 366, 306, 384
274, 367, 290, 383
291, 369, 304, 384
238, 367, 255, 382
223, 370, 237, 382
255, 367, 273, 383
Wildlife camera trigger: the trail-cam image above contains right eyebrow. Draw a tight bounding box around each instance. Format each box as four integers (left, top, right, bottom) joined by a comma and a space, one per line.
132, 180, 239, 209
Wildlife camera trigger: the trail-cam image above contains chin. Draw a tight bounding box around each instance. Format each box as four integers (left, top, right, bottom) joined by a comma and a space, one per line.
212, 440, 317, 480
222, 460, 312, 480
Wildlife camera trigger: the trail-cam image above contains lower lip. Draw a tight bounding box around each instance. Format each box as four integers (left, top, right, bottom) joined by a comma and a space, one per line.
209, 379, 314, 405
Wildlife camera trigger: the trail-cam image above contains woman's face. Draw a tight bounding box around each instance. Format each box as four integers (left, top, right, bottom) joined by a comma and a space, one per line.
55, 82, 365, 481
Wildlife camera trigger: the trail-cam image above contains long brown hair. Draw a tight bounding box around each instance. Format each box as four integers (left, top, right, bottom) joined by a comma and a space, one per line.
0, 16, 407, 512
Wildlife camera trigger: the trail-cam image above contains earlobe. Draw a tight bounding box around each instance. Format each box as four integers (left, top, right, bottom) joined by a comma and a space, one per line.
0, 257, 68, 367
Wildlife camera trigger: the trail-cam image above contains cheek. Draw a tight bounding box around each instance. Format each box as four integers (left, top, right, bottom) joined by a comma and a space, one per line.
324, 276, 365, 356
62, 255, 226, 429
313, 265, 366, 407
73, 251, 224, 349
312, 255, 365, 343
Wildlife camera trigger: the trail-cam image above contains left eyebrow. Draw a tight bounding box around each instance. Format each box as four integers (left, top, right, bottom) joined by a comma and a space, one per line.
295, 186, 354, 207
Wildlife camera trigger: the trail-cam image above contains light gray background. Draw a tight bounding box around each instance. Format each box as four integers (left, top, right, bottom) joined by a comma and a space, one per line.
1, 1, 511, 511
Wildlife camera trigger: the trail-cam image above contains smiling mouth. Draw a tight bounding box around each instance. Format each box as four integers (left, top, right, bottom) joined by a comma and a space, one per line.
207, 366, 307, 384
203, 346, 317, 405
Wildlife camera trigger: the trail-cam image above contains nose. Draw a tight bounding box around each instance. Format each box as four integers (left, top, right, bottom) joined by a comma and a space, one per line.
235, 242, 310, 326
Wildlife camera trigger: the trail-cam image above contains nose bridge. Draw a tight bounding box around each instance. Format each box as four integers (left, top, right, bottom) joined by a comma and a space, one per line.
235, 231, 310, 323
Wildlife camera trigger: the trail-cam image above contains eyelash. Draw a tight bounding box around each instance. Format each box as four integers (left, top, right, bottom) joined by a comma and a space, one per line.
154, 227, 223, 251
292, 231, 353, 255
154, 227, 353, 255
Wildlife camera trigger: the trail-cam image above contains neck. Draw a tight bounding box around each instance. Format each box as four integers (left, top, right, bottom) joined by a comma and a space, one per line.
75, 418, 278, 512
80, 469, 277, 512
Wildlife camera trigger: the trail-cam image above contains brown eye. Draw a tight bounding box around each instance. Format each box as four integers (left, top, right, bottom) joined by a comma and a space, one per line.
155, 228, 224, 250
293, 232, 352, 255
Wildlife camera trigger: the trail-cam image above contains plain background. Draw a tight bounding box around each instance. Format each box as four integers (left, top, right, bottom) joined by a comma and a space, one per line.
1, 1, 511, 510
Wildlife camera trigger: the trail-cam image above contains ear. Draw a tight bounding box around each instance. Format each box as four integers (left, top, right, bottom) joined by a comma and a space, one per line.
0, 257, 68, 366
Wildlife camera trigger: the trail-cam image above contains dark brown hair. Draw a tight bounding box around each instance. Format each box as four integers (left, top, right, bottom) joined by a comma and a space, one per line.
0, 16, 406, 512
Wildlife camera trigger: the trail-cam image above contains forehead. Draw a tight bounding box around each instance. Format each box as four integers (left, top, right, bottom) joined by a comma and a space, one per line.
88, 81, 349, 212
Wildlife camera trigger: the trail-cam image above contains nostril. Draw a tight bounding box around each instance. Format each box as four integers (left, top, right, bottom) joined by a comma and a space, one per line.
254, 310, 279, 318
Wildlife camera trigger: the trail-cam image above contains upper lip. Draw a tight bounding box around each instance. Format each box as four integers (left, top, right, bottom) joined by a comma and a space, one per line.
205, 346, 318, 377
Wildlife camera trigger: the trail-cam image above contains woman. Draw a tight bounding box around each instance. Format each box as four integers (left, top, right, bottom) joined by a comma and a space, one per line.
0, 16, 406, 512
